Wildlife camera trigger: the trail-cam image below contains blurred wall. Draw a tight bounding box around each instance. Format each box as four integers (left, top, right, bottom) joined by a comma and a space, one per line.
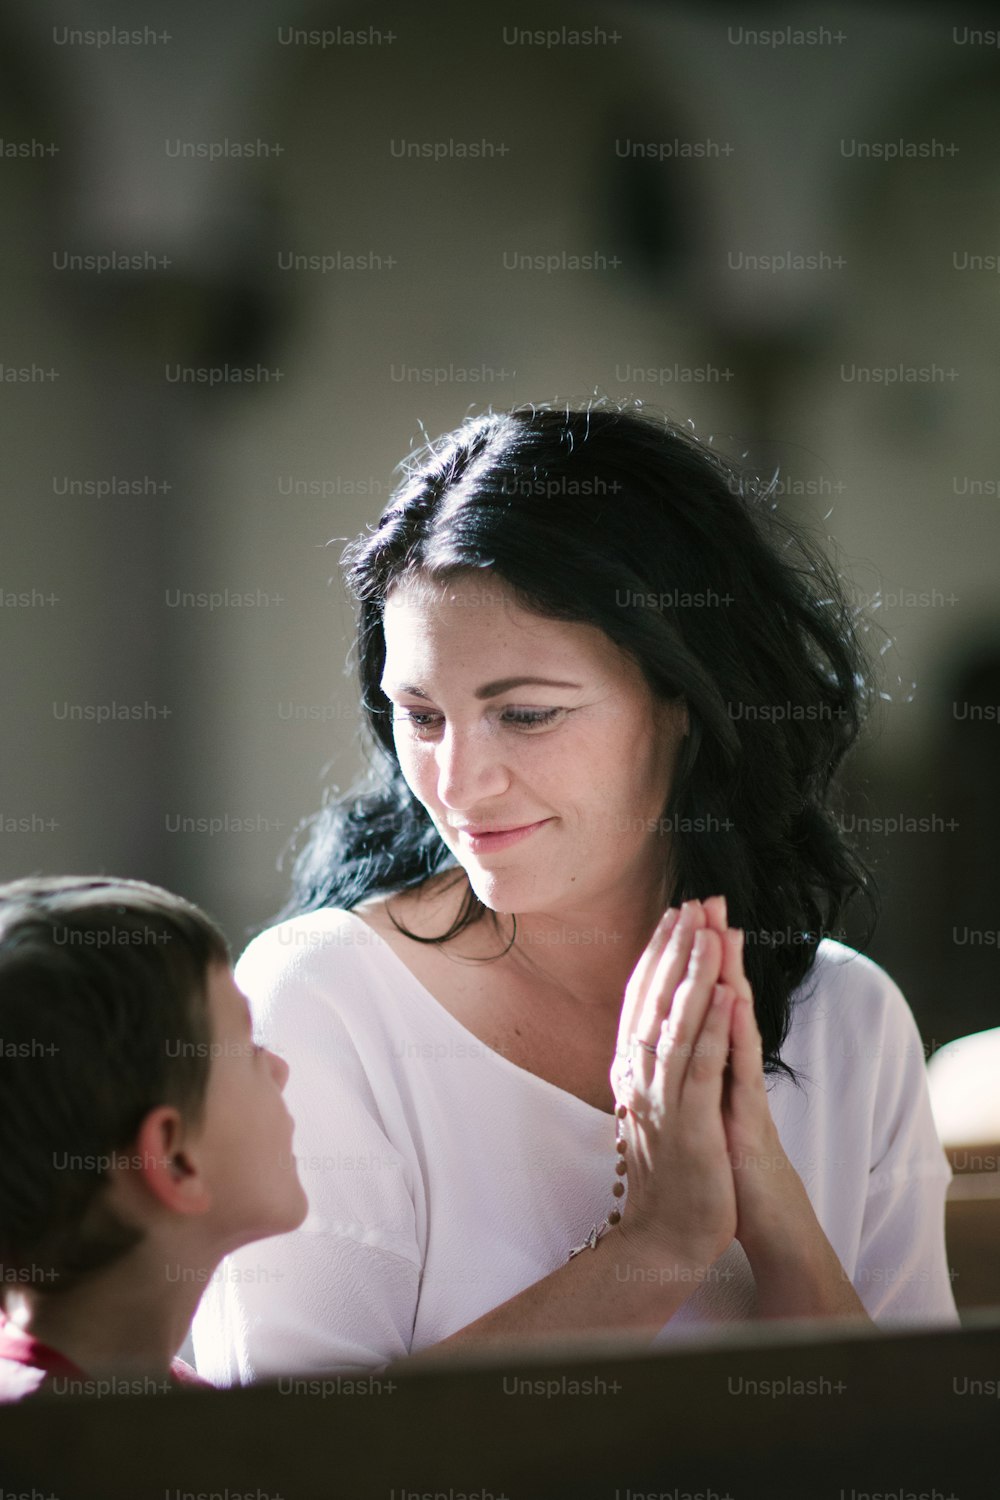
2, 0, 999, 1047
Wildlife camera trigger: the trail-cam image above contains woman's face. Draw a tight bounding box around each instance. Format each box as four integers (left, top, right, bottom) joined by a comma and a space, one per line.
380, 573, 689, 918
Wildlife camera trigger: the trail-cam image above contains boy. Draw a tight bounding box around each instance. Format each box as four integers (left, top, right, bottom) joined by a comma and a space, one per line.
0, 875, 308, 1398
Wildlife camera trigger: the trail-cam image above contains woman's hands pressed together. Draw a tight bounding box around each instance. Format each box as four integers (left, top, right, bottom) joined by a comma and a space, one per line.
611, 897, 871, 1320
610, 903, 739, 1276
696, 894, 815, 1264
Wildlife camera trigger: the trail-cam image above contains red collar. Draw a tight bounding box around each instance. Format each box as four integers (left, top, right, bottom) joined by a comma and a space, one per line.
0, 1311, 87, 1378
0, 1311, 209, 1388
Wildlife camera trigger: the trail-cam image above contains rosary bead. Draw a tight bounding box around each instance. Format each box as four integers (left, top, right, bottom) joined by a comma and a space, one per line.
568, 1099, 636, 1255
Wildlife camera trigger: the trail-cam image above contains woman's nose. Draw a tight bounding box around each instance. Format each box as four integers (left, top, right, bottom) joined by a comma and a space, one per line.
435, 722, 510, 808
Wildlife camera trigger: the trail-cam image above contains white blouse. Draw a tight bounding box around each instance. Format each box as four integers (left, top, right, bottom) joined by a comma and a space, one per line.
192, 908, 958, 1381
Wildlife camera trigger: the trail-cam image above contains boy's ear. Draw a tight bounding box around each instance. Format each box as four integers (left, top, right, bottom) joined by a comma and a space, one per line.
130, 1106, 213, 1216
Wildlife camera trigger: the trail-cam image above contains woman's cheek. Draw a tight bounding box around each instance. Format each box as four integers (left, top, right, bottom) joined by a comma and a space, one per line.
407, 748, 435, 802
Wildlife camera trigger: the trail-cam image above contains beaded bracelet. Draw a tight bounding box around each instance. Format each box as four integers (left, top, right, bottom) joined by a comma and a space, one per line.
568, 1101, 629, 1258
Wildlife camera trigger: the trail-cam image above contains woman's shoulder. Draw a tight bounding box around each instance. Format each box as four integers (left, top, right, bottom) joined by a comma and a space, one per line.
233, 878, 464, 1019
232, 905, 400, 1027
783, 939, 926, 1078
794, 937, 909, 1007
236, 905, 390, 973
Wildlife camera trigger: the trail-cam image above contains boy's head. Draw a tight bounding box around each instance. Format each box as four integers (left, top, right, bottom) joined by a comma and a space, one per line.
0, 876, 306, 1306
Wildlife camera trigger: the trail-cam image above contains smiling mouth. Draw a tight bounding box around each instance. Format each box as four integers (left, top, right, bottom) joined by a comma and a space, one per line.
452, 819, 552, 853
455, 822, 538, 835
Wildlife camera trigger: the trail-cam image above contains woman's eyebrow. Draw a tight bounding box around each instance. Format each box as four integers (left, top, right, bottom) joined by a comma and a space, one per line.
382, 676, 582, 700
474, 676, 582, 699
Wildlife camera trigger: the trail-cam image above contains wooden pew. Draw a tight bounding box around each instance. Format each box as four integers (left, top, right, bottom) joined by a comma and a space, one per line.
1, 1314, 997, 1500
945, 1141, 1000, 1314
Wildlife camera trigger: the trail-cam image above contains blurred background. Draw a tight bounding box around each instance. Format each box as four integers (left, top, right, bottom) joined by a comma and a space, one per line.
2, 1, 998, 1072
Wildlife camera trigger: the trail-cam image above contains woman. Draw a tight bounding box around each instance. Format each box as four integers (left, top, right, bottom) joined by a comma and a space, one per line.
193, 403, 957, 1380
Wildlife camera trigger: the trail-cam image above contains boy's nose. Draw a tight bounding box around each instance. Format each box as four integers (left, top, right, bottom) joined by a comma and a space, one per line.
269, 1048, 290, 1089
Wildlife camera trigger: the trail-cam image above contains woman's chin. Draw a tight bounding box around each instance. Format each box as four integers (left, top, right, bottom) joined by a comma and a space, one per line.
464, 872, 516, 912
464, 865, 561, 916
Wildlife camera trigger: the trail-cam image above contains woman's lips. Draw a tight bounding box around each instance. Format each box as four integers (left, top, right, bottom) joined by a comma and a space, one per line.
454, 819, 552, 855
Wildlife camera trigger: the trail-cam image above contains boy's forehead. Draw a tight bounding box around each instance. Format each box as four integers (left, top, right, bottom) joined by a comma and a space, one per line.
207, 964, 252, 1029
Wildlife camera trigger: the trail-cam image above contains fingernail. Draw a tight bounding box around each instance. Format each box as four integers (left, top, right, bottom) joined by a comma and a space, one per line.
658, 908, 680, 941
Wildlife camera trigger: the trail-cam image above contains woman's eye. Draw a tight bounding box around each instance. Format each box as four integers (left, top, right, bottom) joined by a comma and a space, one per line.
394, 710, 443, 732
499, 707, 563, 729
394, 706, 563, 734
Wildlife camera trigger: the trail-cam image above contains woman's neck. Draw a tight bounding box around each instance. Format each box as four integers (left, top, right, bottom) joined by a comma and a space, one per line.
392, 869, 669, 1017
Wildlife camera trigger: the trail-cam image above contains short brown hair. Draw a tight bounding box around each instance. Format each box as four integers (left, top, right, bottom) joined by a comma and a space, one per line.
0, 875, 229, 1298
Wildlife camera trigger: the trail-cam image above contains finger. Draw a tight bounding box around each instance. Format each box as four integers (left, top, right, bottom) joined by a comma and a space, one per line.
677, 982, 735, 1111
617, 902, 698, 1068
702, 894, 728, 933
654, 926, 723, 1104
613, 906, 682, 1094
629, 904, 706, 1091
703, 898, 747, 1003
726, 985, 765, 1093
720, 927, 753, 1005
617, 905, 681, 1046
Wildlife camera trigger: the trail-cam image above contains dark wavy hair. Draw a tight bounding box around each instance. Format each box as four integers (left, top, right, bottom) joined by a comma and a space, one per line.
281, 402, 881, 1080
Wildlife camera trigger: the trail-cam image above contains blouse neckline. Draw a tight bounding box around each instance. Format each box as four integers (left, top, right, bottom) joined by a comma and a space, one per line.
340, 908, 617, 1123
